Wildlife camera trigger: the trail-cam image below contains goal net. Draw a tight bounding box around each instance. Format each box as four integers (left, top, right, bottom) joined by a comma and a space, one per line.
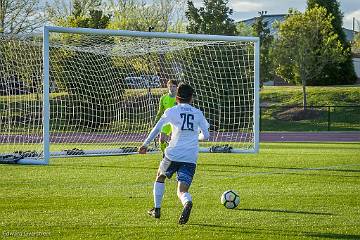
0, 27, 259, 164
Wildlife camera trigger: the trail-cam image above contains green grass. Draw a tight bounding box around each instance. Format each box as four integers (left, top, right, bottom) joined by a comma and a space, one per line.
260, 86, 360, 131
261, 106, 360, 131
261, 85, 360, 106
1, 142, 360, 239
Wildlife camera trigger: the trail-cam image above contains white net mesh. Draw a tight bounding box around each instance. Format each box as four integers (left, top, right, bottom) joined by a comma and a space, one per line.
0, 36, 43, 162
0, 30, 257, 162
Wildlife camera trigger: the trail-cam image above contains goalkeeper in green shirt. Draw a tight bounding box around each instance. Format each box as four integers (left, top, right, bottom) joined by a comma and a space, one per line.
155, 80, 178, 153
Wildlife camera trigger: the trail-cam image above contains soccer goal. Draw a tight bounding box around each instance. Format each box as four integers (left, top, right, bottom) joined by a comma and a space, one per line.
0, 26, 259, 165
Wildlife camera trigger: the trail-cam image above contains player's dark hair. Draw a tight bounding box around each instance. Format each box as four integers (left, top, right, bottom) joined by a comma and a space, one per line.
167, 80, 178, 86
176, 83, 193, 103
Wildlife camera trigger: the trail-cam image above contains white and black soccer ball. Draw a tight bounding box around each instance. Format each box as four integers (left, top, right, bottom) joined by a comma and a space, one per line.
221, 190, 240, 209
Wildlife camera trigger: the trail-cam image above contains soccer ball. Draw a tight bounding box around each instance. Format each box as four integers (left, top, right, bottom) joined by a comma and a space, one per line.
221, 190, 240, 209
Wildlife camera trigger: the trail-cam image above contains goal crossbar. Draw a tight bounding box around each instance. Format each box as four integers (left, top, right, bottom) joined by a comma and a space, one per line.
45, 26, 260, 42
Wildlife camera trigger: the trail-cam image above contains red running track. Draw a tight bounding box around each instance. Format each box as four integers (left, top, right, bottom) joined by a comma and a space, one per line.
0, 132, 359, 143
260, 132, 360, 142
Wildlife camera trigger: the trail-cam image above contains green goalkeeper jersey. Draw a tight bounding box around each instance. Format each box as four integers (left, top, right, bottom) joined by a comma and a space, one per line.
155, 94, 176, 135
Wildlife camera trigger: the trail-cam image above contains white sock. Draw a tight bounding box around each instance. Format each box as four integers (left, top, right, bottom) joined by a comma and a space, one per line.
153, 182, 165, 208
179, 192, 192, 206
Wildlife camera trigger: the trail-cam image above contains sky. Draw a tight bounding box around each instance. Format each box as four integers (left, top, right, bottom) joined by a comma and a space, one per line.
198, 0, 360, 30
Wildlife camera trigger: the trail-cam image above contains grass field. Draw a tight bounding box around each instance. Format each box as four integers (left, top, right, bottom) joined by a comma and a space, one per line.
1, 142, 360, 239
260, 86, 360, 131
260, 86, 360, 106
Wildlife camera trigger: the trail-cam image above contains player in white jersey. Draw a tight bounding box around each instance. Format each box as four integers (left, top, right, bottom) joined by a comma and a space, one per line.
139, 83, 210, 224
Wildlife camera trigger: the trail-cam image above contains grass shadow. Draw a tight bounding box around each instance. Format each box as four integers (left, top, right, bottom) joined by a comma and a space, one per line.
199, 163, 360, 173
238, 208, 334, 216
305, 232, 360, 239
188, 223, 239, 229
188, 223, 359, 240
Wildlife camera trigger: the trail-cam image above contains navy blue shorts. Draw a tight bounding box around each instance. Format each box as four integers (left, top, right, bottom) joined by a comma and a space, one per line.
159, 157, 196, 186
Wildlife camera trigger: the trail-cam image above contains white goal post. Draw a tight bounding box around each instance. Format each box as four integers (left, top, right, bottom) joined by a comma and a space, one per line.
0, 26, 260, 165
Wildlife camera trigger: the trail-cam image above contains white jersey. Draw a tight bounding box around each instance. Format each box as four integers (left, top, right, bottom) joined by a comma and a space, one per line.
143, 103, 210, 164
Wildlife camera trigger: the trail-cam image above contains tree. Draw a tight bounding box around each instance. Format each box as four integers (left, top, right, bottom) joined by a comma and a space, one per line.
48, 2, 121, 129
352, 32, 360, 56
307, 0, 357, 85
155, 0, 187, 32
271, 7, 346, 109
0, 1, 45, 95
0, 0, 45, 34
106, 0, 186, 32
252, 13, 274, 85
46, 0, 102, 25
236, 22, 253, 36
185, 0, 237, 35
57, 9, 111, 29
185, 0, 253, 131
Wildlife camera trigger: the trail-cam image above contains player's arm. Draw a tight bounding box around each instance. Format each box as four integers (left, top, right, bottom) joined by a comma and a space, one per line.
139, 111, 170, 153
154, 96, 165, 123
198, 114, 210, 141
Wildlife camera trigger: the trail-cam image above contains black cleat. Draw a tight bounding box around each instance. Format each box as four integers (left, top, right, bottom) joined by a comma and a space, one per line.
178, 201, 192, 225
148, 207, 161, 218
